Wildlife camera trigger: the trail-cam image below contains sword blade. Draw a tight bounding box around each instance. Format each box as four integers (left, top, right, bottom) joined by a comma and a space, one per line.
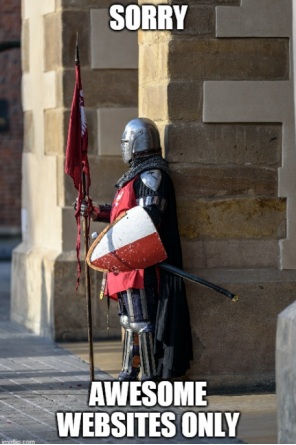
158, 263, 239, 302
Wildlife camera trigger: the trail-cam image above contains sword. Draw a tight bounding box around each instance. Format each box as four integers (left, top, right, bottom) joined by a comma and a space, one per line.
158, 263, 239, 302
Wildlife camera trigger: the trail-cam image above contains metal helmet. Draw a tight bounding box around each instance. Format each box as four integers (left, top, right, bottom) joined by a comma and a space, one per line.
121, 118, 161, 164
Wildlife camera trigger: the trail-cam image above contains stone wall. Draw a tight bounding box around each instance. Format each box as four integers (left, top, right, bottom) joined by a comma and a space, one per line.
139, 0, 296, 390
276, 1, 296, 442
12, 0, 138, 340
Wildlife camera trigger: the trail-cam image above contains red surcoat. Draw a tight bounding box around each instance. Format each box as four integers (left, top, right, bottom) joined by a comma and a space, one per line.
105, 177, 145, 297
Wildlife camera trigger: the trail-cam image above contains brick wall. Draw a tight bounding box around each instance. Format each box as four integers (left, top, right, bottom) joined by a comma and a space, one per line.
0, 1, 22, 231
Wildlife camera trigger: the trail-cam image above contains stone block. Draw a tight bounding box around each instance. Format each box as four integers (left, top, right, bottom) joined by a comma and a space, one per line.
23, 111, 34, 153
63, 69, 138, 108
177, 198, 286, 239
55, 69, 64, 108
11, 245, 29, 326
186, 268, 296, 389
203, 80, 291, 123
166, 81, 203, 121
276, 301, 296, 443
170, 164, 278, 198
57, 155, 66, 208
21, 19, 30, 73
44, 109, 64, 155
62, 209, 76, 252
86, 109, 98, 154
182, 239, 279, 269
138, 30, 170, 47
173, 5, 214, 36
22, 73, 32, 112
168, 38, 289, 81
88, 156, 126, 202
22, 153, 62, 250
139, 41, 169, 84
22, 0, 55, 19
11, 244, 57, 337
165, 123, 282, 165
97, 107, 138, 156
41, 0, 56, 16
216, 0, 291, 38
61, 11, 90, 67
43, 71, 57, 110
64, 173, 78, 206
44, 13, 62, 72
90, 9, 138, 69
139, 83, 168, 122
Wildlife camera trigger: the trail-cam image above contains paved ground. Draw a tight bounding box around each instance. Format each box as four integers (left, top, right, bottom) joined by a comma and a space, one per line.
0, 261, 277, 444
61, 342, 277, 444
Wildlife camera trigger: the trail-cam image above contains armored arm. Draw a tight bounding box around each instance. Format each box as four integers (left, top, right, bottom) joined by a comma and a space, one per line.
134, 169, 167, 227
92, 204, 112, 223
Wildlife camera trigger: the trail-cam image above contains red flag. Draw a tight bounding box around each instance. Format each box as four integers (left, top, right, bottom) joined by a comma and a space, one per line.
65, 45, 92, 288
65, 60, 90, 192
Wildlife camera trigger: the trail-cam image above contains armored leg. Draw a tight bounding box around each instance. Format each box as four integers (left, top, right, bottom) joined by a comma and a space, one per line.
125, 288, 158, 381
138, 326, 157, 381
118, 299, 140, 381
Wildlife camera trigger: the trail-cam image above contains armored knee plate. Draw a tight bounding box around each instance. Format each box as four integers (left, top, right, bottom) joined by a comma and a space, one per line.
120, 314, 130, 330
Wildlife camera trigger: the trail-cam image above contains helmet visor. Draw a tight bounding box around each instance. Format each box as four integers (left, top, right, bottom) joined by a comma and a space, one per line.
121, 140, 132, 164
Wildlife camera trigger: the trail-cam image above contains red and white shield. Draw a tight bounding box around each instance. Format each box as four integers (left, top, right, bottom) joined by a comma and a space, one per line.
86, 206, 167, 273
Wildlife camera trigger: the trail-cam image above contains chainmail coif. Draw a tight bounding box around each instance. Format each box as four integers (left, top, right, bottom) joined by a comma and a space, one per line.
115, 154, 170, 189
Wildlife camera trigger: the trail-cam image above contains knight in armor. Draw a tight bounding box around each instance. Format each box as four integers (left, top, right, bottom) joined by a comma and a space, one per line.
83, 118, 193, 381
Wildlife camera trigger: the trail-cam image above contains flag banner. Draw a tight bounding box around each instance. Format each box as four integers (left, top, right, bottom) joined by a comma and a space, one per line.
65, 62, 89, 191
65, 45, 92, 288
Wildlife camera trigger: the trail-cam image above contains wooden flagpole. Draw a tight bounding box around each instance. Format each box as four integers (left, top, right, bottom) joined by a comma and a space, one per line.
76, 36, 95, 382
82, 201, 95, 382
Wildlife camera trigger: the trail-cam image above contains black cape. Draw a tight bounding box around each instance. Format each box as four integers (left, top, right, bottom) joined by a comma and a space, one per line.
155, 171, 193, 379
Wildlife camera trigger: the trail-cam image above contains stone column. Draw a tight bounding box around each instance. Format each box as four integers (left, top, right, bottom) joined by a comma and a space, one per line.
139, 0, 296, 389
276, 1, 296, 442
276, 302, 296, 443
11, 0, 138, 340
